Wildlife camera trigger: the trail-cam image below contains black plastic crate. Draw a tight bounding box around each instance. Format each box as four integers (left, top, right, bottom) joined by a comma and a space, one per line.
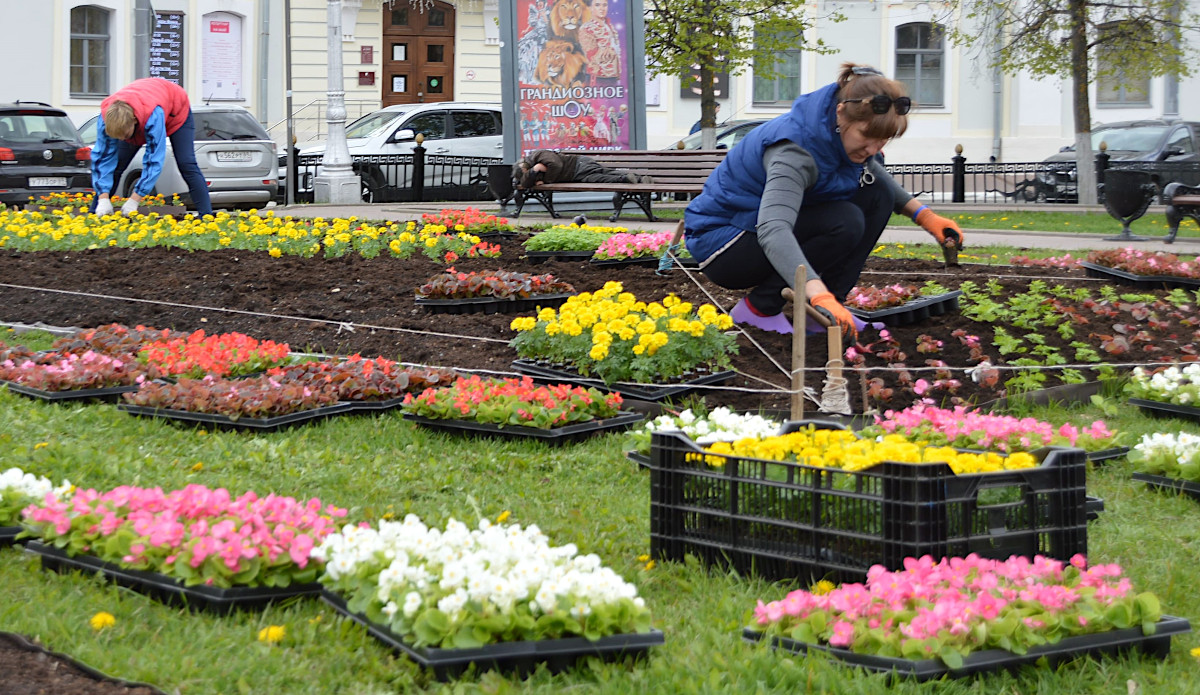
847, 291, 962, 327
648, 422, 1088, 584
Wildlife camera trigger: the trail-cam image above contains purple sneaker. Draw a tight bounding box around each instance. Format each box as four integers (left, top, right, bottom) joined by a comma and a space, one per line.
730, 298, 794, 334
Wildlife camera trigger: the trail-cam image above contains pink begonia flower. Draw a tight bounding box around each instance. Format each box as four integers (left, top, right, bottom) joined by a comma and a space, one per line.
828, 620, 856, 647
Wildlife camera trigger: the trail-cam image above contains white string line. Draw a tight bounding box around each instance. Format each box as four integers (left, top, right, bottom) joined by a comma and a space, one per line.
658, 248, 795, 380
859, 268, 1112, 283
0, 282, 511, 344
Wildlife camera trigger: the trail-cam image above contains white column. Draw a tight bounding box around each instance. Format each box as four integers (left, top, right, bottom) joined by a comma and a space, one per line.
314, 0, 362, 204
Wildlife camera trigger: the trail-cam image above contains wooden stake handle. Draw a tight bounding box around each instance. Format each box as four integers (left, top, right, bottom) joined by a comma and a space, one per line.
790, 267, 806, 420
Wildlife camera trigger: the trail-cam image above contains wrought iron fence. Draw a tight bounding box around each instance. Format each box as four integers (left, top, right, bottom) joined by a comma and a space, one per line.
286, 150, 501, 204
884, 155, 1200, 205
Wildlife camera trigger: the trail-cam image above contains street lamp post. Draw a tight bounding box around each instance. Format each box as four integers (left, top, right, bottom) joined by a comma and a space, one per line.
313, 0, 361, 204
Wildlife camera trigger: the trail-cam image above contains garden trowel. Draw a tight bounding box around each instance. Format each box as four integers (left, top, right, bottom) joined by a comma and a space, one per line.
940, 229, 962, 267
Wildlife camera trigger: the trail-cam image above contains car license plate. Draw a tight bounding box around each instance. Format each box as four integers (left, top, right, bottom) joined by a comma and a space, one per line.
29, 177, 67, 187
216, 151, 253, 162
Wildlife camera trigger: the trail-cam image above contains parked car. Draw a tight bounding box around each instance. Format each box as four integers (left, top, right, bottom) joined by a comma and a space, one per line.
284, 102, 504, 202
1036, 119, 1200, 202
668, 119, 768, 151
77, 105, 279, 209
0, 101, 93, 207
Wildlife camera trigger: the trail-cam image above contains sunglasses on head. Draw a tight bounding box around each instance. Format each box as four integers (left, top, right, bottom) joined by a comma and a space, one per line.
840, 94, 912, 116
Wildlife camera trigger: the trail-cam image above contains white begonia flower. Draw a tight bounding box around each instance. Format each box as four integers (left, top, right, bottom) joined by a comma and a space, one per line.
677, 409, 696, 424
403, 591, 422, 618
382, 601, 399, 618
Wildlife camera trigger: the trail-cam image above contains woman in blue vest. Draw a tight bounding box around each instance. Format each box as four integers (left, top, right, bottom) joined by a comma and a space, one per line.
684, 63, 963, 339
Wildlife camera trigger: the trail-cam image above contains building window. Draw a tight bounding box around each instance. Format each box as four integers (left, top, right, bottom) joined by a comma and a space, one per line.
895, 22, 943, 107
1096, 44, 1150, 106
70, 6, 109, 96
752, 30, 801, 106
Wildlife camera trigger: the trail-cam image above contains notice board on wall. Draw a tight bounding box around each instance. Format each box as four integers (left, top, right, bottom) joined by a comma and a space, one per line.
150, 12, 184, 85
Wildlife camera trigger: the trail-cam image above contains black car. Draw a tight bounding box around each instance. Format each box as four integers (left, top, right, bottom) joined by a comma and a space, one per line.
0, 102, 92, 207
1036, 119, 1200, 202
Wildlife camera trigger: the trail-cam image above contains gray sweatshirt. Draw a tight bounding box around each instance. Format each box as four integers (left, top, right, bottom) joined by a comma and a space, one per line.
756, 141, 912, 287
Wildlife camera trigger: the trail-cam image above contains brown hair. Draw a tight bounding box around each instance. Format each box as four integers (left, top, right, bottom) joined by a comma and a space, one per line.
835, 62, 908, 140
103, 100, 136, 140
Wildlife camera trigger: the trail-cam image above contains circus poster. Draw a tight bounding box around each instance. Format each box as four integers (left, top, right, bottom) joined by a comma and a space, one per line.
514, 0, 633, 153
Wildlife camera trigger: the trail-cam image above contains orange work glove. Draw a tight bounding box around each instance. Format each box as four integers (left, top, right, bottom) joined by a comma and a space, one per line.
914, 206, 965, 249
809, 291, 858, 341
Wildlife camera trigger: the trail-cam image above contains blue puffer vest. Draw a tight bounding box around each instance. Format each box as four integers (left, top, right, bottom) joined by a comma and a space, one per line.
684, 83, 863, 261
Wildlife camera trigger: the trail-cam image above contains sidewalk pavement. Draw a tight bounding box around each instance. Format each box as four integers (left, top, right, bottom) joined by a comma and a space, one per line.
267, 200, 1197, 255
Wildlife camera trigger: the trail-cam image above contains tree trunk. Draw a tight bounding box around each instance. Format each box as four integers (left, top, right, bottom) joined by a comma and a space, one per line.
1069, 0, 1096, 205
699, 65, 718, 150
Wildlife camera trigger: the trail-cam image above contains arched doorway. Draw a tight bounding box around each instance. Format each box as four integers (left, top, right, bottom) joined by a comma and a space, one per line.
383, 1, 456, 105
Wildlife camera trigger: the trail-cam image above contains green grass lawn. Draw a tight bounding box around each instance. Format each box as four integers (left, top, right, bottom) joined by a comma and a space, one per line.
2, 327, 1200, 694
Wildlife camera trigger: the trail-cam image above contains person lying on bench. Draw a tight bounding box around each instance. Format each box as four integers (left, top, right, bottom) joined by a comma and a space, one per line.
512, 149, 653, 189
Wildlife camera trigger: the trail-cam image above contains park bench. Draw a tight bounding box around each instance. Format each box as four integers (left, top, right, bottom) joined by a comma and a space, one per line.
513, 149, 726, 222
1164, 182, 1200, 244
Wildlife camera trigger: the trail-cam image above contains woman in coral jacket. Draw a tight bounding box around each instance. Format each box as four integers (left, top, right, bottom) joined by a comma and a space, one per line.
684, 63, 963, 340
88, 77, 213, 217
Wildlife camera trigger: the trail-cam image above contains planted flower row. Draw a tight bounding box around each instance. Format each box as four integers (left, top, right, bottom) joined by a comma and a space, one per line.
22, 484, 348, 588
693, 425, 1039, 475
313, 516, 652, 649
749, 554, 1162, 669
0, 208, 499, 264
509, 281, 737, 384
860, 404, 1120, 454
1, 467, 72, 529
416, 269, 574, 300
1086, 248, 1199, 280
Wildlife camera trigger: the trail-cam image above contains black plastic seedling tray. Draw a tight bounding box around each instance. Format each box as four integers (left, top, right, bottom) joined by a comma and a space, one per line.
0, 526, 22, 545
26, 541, 322, 615
403, 411, 644, 445
414, 293, 572, 315
1132, 472, 1200, 502
117, 402, 354, 431
742, 615, 1190, 680
1088, 447, 1131, 464
1, 381, 139, 402
321, 591, 663, 681
1080, 262, 1200, 291
511, 359, 734, 402
1127, 398, 1200, 424
847, 291, 963, 327
525, 250, 596, 264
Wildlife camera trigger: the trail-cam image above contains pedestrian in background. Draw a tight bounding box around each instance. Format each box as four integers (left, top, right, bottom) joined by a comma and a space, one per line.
89, 77, 213, 217
689, 102, 720, 135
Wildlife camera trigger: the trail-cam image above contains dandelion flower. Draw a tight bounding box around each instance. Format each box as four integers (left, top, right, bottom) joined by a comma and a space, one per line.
90, 612, 116, 631
258, 625, 286, 643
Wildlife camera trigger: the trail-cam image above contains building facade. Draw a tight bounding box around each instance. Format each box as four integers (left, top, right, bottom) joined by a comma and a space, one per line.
2, 0, 1195, 166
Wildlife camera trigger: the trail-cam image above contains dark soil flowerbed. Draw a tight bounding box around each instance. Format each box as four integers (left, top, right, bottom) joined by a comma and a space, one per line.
0, 633, 162, 694
0, 236, 1193, 414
